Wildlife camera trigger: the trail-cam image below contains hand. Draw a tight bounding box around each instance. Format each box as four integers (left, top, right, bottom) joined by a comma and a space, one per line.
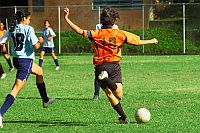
64, 7, 69, 20
48, 36, 53, 41
38, 36, 43, 44
152, 38, 158, 44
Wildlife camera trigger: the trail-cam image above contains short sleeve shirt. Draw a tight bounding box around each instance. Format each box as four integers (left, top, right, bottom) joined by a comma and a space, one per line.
42, 27, 56, 47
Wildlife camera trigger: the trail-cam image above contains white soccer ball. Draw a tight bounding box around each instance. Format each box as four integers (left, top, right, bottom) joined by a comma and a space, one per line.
135, 108, 151, 123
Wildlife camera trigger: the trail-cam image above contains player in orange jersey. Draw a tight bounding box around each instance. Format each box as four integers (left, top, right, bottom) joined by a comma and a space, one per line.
0, 20, 14, 72
93, 22, 119, 101
64, 7, 158, 123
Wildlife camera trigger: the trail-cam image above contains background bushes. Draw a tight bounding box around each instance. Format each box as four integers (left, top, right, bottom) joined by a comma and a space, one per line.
36, 28, 200, 55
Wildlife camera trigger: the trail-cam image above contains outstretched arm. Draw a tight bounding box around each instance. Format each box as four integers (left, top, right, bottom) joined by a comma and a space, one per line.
139, 38, 158, 45
64, 8, 84, 35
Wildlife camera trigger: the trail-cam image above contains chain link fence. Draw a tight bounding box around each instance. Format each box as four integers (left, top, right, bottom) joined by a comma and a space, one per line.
0, 3, 200, 54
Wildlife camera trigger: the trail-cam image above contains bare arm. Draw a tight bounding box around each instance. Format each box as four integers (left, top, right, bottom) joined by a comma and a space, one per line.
64, 8, 84, 35
139, 38, 158, 45
34, 37, 43, 49
48, 35, 56, 41
34, 42, 41, 49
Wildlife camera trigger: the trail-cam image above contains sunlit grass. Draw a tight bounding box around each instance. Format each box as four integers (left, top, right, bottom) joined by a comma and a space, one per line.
0, 55, 200, 132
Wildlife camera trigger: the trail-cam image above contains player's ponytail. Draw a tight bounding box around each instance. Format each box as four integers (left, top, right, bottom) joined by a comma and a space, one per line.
9, 10, 31, 33
9, 15, 17, 33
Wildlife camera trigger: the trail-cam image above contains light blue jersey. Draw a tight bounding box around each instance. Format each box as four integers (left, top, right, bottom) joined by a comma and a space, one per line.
0, 24, 38, 60
42, 27, 56, 47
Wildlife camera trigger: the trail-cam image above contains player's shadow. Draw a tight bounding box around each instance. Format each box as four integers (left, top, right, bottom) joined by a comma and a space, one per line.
17, 96, 91, 101
5, 120, 87, 127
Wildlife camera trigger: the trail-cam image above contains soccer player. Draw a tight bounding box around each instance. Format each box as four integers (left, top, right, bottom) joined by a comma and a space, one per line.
0, 10, 56, 128
38, 20, 60, 70
93, 23, 119, 101
0, 20, 14, 72
64, 7, 158, 123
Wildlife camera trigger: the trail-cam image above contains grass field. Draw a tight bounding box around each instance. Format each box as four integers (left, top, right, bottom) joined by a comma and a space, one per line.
0, 55, 200, 133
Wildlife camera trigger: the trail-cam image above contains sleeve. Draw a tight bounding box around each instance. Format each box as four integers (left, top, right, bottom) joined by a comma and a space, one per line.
27, 27, 38, 46
123, 31, 140, 45
0, 31, 9, 44
95, 24, 102, 30
82, 30, 93, 40
49, 28, 56, 36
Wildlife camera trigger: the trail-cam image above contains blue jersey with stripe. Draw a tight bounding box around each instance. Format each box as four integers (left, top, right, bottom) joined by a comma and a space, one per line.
42, 27, 56, 47
0, 24, 38, 60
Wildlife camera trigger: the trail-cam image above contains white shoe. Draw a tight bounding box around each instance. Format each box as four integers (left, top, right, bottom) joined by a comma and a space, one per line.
0, 73, 6, 79
43, 98, 56, 108
93, 95, 99, 101
55, 66, 60, 71
98, 71, 108, 80
0, 115, 3, 128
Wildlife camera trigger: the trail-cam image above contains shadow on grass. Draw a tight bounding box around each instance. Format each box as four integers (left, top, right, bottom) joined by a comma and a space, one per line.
5, 120, 87, 127
17, 96, 91, 101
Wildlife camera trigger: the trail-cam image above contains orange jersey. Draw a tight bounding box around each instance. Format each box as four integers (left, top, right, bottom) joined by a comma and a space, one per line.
0, 30, 6, 38
82, 29, 140, 65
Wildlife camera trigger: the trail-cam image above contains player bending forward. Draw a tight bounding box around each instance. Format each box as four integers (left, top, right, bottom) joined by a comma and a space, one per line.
64, 7, 158, 123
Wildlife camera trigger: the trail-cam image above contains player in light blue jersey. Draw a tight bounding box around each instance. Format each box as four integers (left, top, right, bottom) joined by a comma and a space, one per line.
0, 10, 56, 128
39, 20, 60, 70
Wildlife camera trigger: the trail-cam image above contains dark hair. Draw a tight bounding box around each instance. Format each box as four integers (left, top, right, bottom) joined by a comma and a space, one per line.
100, 7, 119, 28
9, 10, 31, 32
44, 20, 51, 25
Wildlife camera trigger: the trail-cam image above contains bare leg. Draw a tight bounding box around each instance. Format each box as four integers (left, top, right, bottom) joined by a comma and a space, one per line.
102, 86, 127, 122
31, 62, 55, 107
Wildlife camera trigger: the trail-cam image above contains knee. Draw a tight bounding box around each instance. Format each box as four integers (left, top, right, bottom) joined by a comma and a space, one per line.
117, 93, 123, 100
37, 67, 43, 76
106, 92, 113, 99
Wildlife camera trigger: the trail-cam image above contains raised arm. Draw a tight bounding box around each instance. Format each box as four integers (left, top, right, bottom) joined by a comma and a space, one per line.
64, 8, 84, 35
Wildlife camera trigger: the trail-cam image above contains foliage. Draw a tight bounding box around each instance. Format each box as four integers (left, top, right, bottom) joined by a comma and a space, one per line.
36, 28, 200, 55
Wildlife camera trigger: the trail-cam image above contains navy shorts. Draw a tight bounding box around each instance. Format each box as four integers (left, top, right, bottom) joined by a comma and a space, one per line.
95, 62, 122, 89
41, 47, 54, 53
13, 57, 33, 81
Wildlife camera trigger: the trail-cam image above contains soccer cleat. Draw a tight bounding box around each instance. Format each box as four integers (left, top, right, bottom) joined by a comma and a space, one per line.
98, 71, 108, 80
43, 98, 56, 108
0, 73, 6, 79
9, 67, 14, 72
118, 117, 129, 124
55, 66, 60, 71
0, 115, 3, 128
93, 95, 99, 101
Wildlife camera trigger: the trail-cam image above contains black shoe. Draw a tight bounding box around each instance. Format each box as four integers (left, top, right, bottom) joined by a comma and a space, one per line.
118, 117, 129, 124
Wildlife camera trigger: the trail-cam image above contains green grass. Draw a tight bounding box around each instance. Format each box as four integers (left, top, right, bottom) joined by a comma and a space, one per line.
1, 55, 200, 132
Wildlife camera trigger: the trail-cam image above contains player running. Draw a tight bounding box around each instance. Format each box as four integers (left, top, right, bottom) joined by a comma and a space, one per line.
64, 7, 158, 123
0, 20, 14, 71
0, 10, 56, 128
38, 20, 60, 70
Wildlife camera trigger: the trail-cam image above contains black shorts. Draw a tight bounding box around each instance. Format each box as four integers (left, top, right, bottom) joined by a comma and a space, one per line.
95, 62, 122, 89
